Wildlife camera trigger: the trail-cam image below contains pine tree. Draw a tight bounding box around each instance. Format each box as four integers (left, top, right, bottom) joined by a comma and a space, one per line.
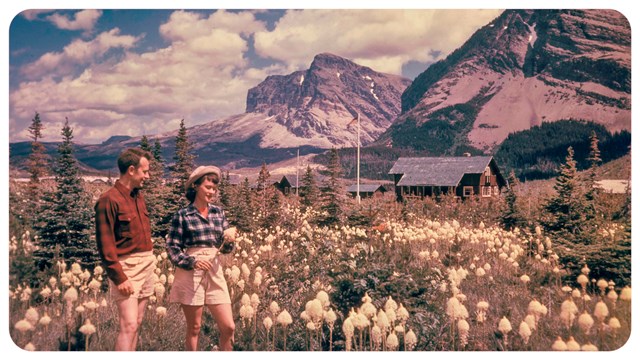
319, 148, 345, 226
218, 171, 232, 209
500, 170, 524, 230
156, 120, 195, 238
543, 147, 586, 238
33, 119, 97, 269
583, 130, 602, 222
229, 177, 255, 232
300, 165, 319, 210
26, 112, 49, 198
140, 137, 165, 239
256, 162, 272, 225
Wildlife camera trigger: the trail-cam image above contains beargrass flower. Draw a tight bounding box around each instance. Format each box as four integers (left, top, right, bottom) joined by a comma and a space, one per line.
23, 343, 35, 351
14, 319, 33, 333
79, 319, 96, 335
405, 329, 417, 350
566, 336, 580, 351
551, 336, 567, 351
498, 316, 512, 335
276, 310, 292, 326
63, 287, 78, 303
608, 317, 621, 331
386, 331, 399, 350
263, 316, 273, 331
594, 300, 609, 321
519, 321, 532, 344
578, 311, 594, 334
581, 343, 598, 351
25, 307, 39, 326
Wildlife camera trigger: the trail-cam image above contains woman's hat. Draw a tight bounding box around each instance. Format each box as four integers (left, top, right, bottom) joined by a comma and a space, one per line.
185, 165, 221, 191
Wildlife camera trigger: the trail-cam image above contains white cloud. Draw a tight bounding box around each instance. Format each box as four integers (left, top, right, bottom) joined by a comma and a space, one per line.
11, 10, 269, 144
46, 9, 102, 32
254, 9, 503, 75
20, 28, 141, 80
20, 10, 55, 21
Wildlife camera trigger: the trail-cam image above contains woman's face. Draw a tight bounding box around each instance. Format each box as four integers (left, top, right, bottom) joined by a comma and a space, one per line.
195, 177, 218, 204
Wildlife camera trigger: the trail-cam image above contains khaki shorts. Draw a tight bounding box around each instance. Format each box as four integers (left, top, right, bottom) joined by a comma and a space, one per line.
109, 251, 157, 302
169, 247, 231, 306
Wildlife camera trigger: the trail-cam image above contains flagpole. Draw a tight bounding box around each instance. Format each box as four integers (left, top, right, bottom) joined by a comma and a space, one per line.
296, 148, 299, 196
356, 112, 361, 204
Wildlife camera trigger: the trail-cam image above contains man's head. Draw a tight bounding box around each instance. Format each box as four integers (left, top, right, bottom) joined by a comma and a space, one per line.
117, 148, 151, 189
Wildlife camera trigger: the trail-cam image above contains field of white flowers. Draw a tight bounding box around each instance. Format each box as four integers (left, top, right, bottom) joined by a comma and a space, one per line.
8, 200, 632, 352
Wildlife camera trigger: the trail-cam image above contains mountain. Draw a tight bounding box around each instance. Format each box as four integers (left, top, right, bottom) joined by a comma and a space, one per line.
377, 9, 631, 154
196, 53, 411, 149
10, 53, 411, 172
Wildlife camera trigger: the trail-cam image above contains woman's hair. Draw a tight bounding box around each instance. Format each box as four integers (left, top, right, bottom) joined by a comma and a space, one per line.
186, 173, 220, 202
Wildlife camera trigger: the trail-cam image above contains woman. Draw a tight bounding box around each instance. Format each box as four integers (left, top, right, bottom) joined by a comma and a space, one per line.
166, 166, 236, 351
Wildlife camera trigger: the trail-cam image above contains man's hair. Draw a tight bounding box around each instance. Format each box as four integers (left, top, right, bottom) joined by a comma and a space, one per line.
117, 148, 152, 174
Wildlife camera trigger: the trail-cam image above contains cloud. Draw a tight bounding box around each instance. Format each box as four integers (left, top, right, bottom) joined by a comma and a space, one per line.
20, 28, 142, 80
11, 10, 269, 144
20, 10, 55, 21
254, 9, 503, 75
46, 9, 102, 32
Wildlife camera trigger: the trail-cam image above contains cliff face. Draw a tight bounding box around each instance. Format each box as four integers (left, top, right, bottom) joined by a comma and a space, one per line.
383, 10, 630, 153
245, 53, 412, 147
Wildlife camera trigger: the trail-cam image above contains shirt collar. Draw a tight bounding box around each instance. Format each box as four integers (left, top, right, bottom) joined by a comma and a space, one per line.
185, 203, 219, 216
114, 180, 138, 198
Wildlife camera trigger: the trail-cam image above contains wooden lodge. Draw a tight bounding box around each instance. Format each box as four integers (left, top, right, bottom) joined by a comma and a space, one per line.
388, 156, 507, 202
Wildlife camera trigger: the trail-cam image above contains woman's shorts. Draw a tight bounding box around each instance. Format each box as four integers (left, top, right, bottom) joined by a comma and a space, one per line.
109, 251, 157, 302
169, 247, 231, 306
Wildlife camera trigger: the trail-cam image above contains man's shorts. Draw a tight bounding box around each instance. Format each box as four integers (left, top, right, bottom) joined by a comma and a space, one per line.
109, 251, 157, 302
169, 247, 231, 306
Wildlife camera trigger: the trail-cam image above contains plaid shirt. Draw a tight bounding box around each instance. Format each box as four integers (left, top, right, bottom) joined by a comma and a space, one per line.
166, 203, 229, 269
95, 180, 152, 285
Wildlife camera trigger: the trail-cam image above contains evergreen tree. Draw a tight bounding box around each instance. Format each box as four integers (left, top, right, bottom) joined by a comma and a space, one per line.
500, 170, 524, 230
256, 162, 273, 226
265, 187, 282, 227
230, 178, 254, 232
583, 130, 602, 222
217, 171, 232, 209
33, 119, 97, 269
140, 137, 165, 239
26, 112, 49, 198
318, 148, 345, 226
300, 165, 319, 210
157, 119, 195, 238
140, 135, 152, 152
543, 146, 586, 239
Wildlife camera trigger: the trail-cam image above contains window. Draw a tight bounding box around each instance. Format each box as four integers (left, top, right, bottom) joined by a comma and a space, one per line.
463, 186, 474, 197
482, 186, 491, 197
493, 186, 499, 195
484, 167, 491, 184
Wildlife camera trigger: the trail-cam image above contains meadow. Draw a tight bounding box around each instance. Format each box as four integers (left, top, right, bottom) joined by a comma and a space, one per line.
8, 179, 632, 352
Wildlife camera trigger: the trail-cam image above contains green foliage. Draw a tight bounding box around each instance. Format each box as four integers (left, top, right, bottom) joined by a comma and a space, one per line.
495, 120, 630, 180
299, 165, 319, 210
317, 148, 345, 226
500, 170, 525, 230
33, 119, 98, 271
26, 111, 49, 199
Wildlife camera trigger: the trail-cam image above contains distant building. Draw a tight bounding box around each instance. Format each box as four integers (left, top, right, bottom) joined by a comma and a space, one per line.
273, 173, 328, 195
346, 184, 388, 199
595, 179, 629, 194
388, 156, 507, 201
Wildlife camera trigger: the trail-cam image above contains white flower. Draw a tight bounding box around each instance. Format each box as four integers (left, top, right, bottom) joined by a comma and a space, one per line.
79, 319, 97, 335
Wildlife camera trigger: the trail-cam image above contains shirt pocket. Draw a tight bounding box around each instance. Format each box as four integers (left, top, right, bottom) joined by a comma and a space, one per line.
118, 213, 138, 238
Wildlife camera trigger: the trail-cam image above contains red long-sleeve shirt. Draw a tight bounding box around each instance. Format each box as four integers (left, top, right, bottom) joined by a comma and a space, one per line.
95, 180, 153, 285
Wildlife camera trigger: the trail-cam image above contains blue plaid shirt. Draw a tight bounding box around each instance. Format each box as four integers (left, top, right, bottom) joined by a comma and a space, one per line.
166, 203, 230, 269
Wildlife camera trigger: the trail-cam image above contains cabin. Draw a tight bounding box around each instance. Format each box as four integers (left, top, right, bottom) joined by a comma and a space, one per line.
273, 173, 328, 195
346, 184, 388, 199
388, 156, 507, 202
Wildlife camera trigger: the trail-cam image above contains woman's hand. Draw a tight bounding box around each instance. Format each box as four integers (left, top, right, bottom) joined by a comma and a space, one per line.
194, 259, 213, 271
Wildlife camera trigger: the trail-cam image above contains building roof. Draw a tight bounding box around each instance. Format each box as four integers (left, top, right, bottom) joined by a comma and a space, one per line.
346, 184, 386, 193
595, 179, 629, 194
389, 156, 494, 187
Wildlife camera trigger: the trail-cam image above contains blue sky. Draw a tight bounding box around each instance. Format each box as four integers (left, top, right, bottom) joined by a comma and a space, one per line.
8, 7, 506, 144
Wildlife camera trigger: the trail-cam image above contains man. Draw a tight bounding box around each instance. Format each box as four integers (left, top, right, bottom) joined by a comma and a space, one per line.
95, 148, 156, 351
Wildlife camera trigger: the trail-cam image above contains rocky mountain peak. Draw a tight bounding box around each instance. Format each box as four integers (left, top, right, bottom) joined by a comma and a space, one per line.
245, 52, 412, 147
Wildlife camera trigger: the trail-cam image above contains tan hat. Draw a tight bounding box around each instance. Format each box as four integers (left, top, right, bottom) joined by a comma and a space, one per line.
185, 165, 221, 191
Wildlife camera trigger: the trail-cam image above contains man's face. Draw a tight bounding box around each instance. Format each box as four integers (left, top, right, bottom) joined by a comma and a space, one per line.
130, 157, 150, 189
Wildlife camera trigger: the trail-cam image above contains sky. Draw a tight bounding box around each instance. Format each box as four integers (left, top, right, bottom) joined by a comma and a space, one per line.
8, 7, 507, 145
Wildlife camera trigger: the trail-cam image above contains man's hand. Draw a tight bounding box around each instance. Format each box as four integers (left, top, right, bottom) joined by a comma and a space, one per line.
117, 280, 134, 296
